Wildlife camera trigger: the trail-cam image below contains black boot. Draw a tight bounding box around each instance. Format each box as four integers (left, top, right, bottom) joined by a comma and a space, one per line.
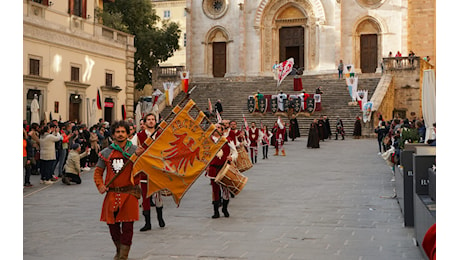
254, 156, 257, 164
156, 206, 165, 227
222, 199, 230, 217
150, 196, 155, 207
212, 201, 220, 218
140, 210, 151, 231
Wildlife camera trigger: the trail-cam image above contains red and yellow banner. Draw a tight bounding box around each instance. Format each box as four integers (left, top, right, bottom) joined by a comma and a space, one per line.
131, 99, 227, 206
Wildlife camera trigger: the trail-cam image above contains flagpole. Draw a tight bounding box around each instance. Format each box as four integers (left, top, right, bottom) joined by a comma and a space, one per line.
103, 85, 225, 189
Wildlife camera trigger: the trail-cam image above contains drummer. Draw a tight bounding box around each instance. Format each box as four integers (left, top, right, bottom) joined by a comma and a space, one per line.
227, 120, 246, 148
207, 123, 238, 218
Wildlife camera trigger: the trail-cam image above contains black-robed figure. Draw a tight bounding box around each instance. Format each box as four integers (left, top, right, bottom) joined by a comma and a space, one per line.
307, 119, 320, 148
289, 116, 301, 141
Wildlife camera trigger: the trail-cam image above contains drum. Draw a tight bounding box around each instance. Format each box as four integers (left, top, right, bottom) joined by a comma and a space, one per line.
235, 146, 253, 173
215, 163, 248, 196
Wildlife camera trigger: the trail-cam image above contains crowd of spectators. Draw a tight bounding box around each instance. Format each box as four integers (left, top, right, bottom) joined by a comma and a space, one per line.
22, 118, 115, 187
376, 114, 436, 170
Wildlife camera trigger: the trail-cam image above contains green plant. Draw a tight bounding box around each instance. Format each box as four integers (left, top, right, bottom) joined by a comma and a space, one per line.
399, 127, 420, 149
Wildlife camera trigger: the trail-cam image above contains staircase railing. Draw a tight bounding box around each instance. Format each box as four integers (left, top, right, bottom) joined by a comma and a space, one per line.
369, 74, 395, 128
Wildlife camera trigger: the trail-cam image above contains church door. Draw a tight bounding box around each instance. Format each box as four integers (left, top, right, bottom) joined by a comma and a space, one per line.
279, 26, 304, 69
360, 34, 378, 73
213, 42, 226, 77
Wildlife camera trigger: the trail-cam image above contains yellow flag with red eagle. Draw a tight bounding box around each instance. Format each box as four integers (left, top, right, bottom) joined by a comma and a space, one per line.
131, 99, 227, 206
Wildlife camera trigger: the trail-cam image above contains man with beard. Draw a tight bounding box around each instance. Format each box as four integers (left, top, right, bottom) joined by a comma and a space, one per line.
93, 120, 144, 260
227, 120, 245, 147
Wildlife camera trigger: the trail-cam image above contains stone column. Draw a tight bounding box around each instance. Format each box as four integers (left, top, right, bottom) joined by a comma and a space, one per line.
125, 36, 136, 118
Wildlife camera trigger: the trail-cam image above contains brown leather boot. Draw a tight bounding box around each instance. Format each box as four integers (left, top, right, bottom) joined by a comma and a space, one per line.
281, 150, 286, 156
274, 149, 279, 156
113, 240, 120, 260
119, 244, 130, 260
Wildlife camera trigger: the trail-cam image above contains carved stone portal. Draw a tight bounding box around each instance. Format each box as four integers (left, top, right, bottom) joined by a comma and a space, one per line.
260, 0, 318, 75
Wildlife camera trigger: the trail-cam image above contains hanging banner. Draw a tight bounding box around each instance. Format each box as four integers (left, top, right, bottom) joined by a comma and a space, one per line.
277, 58, 294, 87
131, 99, 227, 206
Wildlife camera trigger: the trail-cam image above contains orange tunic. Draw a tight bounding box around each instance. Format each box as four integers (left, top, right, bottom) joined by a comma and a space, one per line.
94, 146, 140, 224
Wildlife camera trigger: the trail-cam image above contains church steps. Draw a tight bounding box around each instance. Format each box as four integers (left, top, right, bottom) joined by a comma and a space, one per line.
163, 74, 381, 136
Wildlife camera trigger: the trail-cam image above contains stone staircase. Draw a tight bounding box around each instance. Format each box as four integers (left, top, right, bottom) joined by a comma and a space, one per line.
162, 73, 382, 137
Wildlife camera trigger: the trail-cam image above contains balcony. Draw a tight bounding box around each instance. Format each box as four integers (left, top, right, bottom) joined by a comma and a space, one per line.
382, 56, 420, 72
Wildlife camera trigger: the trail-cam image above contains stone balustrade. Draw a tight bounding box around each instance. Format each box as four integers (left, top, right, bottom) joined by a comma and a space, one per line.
382, 56, 420, 72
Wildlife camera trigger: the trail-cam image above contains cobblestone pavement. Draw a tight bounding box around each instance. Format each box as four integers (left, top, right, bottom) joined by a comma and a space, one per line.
23, 137, 425, 260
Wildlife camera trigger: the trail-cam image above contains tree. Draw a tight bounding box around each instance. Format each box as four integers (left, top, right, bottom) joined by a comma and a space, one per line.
97, 0, 181, 89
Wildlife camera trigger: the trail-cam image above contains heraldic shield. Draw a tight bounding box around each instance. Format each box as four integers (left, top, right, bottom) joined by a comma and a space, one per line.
247, 96, 255, 113
131, 99, 227, 206
259, 97, 267, 113
293, 96, 301, 113
306, 97, 315, 113
270, 97, 278, 113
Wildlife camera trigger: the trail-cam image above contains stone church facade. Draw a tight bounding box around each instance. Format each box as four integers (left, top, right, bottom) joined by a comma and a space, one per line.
186, 0, 435, 79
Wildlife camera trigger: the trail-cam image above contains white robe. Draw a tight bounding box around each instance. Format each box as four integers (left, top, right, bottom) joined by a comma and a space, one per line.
31, 98, 40, 124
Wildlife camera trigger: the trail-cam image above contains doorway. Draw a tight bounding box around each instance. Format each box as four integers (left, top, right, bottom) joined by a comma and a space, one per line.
279, 26, 304, 69
104, 97, 114, 124
69, 94, 81, 123
26, 89, 42, 124
213, 42, 226, 77
360, 34, 378, 73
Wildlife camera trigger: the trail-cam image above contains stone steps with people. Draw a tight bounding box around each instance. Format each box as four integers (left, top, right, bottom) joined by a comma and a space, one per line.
162, 73, 381, 137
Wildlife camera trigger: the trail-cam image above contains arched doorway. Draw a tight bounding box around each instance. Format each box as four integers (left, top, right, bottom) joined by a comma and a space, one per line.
279, 26, 305, 69
213, 42, 226, 77
354, 17, 383, 73
259, 1, 321, 75
205, 27, 229, 78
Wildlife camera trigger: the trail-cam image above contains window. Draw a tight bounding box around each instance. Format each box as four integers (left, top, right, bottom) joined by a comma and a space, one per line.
68, 0, 86, 18
183, 33, 187, 47
105, 72, 113, 87
164, 10, 170, 19
32, 0, 49, 5
71, 66, 80, 82
29, 58, 40, 76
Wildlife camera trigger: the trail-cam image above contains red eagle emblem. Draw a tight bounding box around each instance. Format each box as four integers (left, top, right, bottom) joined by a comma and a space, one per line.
163, 133, 200, 174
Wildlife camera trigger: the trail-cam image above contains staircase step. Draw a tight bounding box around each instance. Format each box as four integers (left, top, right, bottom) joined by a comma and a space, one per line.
161, 74, 381, 136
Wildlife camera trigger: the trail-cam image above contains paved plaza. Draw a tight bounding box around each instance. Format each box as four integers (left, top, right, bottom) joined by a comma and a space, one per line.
23, 137, 425, 260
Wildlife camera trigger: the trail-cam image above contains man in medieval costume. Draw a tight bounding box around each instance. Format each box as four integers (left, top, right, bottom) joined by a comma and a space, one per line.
273, 117, 286, 156
289, 115, 301, 141
307, 119, 320, 148
207, 123, 238, 218
130, 113, 165, 231
248, 122, 261, 164
93, 120, 144, 260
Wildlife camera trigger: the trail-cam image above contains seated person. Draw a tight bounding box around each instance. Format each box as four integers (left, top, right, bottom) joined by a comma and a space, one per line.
62, 143, 89, 185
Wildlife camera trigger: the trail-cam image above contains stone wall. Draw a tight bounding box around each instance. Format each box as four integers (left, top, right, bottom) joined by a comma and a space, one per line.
407, 0, 436, 66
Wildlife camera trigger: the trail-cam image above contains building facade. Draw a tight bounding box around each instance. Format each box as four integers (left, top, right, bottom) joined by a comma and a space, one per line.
23, 0, 136, 125
152, 0, 187, 68
186, 0, 435, 79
